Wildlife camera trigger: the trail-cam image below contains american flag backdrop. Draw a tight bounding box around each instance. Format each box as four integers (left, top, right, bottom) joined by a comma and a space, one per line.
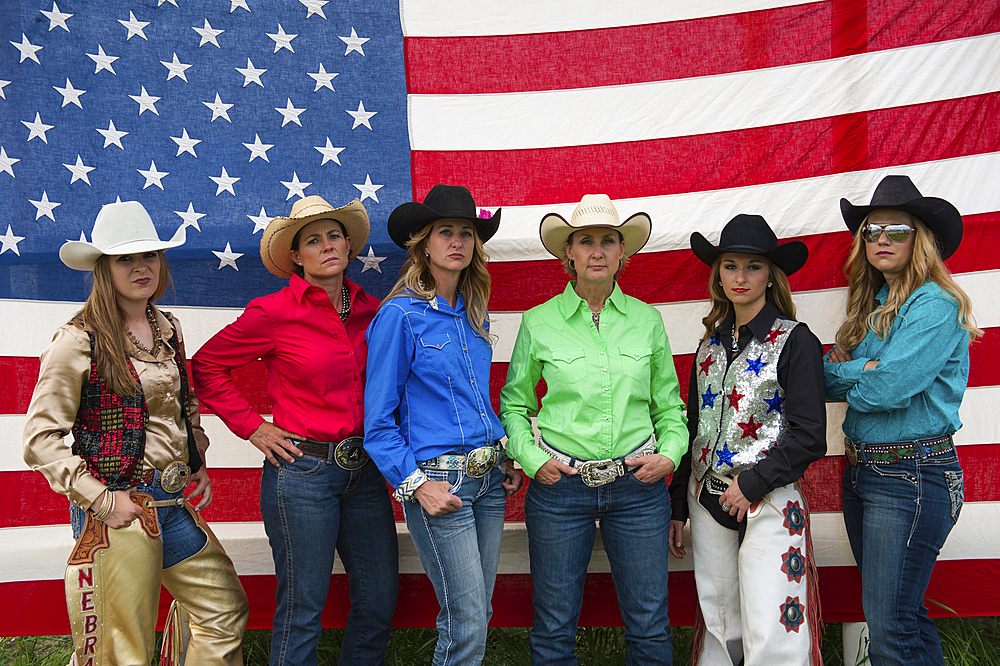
2, 0, 999, 637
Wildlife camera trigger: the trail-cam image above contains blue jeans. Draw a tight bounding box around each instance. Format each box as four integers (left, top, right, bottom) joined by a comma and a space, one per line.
842, 447, 964, 666
402, 465, 507, 666
525, 472, 673, 666
261, 454, 399, 666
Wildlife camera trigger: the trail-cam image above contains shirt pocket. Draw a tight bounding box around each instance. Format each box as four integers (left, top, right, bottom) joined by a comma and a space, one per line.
548, 348, 588, 384
419, 334, 459, 378
619, 345, 652, 383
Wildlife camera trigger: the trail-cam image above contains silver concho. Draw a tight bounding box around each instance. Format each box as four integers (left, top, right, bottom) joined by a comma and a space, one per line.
160, 461, 191, 494
335, 437, 369, 471
578, 459, 623, 488
464, 446, 499, 478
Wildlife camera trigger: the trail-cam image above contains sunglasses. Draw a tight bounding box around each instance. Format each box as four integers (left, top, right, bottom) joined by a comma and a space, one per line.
862, 223, 914, 243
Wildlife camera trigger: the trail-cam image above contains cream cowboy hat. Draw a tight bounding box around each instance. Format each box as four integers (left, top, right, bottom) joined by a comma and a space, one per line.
539, 194, 651, 260
260, 196, 370, 279
59, 201, 186, 271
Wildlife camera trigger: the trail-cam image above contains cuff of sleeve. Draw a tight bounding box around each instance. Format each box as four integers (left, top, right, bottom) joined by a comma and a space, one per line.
235, 414, 266, 441
517, 445, 554, 479
656, 438, 686, 470
393, 468, 429, 503
736, 470, 767, 504
71, 475, 109, 510
836, 357, 870, 384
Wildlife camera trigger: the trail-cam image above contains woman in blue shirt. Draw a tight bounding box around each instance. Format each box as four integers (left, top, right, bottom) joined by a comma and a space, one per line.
364, 185, 522, 666
824, 175, 981, 666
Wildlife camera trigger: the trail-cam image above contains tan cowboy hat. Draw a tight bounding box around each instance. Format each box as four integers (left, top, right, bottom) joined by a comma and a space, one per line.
60, 200, 186, 271
260, 196, 370, 278
539, 194, 651, 260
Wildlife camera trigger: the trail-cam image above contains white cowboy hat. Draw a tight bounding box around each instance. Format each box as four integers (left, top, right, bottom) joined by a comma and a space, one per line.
539, 194, 651, 260
260, 196, 370, 279
60, 201, 186, 271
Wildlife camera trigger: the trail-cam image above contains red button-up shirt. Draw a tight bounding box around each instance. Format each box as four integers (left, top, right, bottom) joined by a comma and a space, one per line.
192, 274, 378, 442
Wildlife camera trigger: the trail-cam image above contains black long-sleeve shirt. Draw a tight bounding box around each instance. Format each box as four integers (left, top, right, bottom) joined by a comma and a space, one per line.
669, 303, 827, 523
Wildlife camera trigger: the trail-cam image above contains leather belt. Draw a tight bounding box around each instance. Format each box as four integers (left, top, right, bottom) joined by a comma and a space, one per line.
288, 436, 369, 470
538, 437, 656, 487
418, 441, 503, 479
844, 434, 954, 466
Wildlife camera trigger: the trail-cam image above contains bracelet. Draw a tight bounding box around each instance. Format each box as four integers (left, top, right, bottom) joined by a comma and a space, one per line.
93, 491, 114, 521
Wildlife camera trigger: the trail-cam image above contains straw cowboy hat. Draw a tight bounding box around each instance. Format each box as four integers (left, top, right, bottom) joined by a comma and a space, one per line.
260, 196, 370, 279
386, 184, 500, 249
60, 201, 186, 271
539, 194, 651, 260
690, 214, 808, 276
840, 175, 963, 260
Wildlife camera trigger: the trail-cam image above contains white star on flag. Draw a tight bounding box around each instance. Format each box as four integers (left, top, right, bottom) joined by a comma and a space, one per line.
138, 161, 168, 190
171, 128, 201, 157
248, 207, 271, 234
267, 24, 297, 53
64, 155, 95, 185
0, 148, 20, 177
29, 191, 61, 220
307, 63, 338, 91
347, 101, 376, 130
204, 93, 233, 122
0, 225, 25, 256
53, 79, 86, 108
118, 11, 149, 40
213, 243, 243, 270
236, 59, 266, 87
300, 0, 329, 19
230, 0, 250, 12
0, 80, 10, 99
22, 113, 54, 143
315, 138, 345, 165
244, 134, 273, 162
339, 27, 369, 56
353, 174, 383, 203
275, 99, 305, 127
161, 53, 192, 81
175, 203, 206, 231
97, 119, 128, 149
210, 167, 240, 196
40, 3, 73, 32
358, 247, 386, 273
86, 45, 118, 75
158, 0, 178, 5
129, 87, 160, 115
193, 19, 224, 48
11, 34, 42, 64
281, 172, 311, 200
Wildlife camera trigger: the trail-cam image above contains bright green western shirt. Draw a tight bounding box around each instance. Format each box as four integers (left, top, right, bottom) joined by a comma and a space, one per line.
500, 281, 688, 478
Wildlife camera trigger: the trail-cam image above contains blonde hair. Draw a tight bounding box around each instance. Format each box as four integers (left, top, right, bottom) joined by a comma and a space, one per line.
69, 252, 172, 397
560, 230, 629, 278
700, 256, 796, 341
835, 215, 982, 350
383, 223, 495, 343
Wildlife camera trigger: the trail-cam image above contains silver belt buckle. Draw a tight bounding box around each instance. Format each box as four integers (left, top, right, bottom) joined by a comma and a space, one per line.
578, 459, 622, 487
465, 445, 499, 478
844, 437, 859, 466
160, 461, 191, 494
335, 437, 369, 471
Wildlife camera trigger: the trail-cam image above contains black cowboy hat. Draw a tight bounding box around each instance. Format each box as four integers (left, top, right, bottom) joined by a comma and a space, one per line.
387, 184, 500, 249
690, 214, 808, 276
840, 175, 963, 260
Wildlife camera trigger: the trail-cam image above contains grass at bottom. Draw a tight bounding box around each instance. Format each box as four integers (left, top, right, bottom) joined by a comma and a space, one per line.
3, 618, 999, 665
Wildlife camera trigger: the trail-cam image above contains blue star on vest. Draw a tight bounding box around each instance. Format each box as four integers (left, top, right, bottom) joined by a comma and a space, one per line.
744, 354, 768, 376
764, 390, 784, 414
701, 385, 720, 409
709, 334, 720, 347
715, 442, 736, 467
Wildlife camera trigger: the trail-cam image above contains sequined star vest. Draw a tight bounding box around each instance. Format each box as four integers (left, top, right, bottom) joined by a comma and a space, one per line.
691, 317, 799, 481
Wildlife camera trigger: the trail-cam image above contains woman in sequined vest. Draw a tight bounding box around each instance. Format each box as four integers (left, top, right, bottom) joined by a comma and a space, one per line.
22, 200, 248, 666
668, 214, 827, 666
824, 176, 981, 666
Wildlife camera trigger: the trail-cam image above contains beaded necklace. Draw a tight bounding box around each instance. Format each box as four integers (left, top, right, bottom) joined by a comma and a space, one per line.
339, 284, 351, 322
126, 305, 162, 357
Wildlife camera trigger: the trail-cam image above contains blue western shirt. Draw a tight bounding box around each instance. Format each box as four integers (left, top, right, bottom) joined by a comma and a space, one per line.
364, 292, 503, 488
824, 280, 970, 443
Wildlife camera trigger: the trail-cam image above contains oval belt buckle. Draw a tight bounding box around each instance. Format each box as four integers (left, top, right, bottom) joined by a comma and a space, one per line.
465, 446, 498, 478
843, 436, 858, 466
160, 461, 191, 494
335, 437, 369, 471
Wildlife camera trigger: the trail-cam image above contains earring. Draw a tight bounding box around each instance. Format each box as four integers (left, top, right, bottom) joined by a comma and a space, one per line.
718, 280, 723, 286
767, 282, 772, 287
424, 252, 430, 258
568, 259, 576, 271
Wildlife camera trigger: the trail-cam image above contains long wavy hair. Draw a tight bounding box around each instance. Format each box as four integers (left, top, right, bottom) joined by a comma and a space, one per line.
699, 256, 796, 341
69, 252, 172, 397
835, 214, 982, 350
383, 222, 494, 343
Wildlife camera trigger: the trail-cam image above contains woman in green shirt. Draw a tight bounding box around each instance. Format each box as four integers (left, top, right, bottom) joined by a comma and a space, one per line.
500, 194, 688, 666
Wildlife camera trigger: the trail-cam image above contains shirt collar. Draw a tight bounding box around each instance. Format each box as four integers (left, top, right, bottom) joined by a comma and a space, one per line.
409, 290, 465, 316
716, 301, 783, 344
875, 282, 890, 305
289, 273, 365, 303
557, 281, 627, 320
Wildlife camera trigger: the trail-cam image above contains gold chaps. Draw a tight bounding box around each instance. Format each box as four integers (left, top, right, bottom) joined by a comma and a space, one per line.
64, 493, 249, 666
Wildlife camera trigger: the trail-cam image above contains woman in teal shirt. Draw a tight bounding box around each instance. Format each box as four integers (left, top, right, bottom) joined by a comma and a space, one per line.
824, 175, 981, 666
500, 194, 688, 666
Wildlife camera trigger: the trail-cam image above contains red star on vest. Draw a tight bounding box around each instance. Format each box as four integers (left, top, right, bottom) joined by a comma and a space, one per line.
698, 354, 715, 375
698, 444, 712, 464
726, 386, 744, 411
765, 327, 787, 345
737, 414, 763, 439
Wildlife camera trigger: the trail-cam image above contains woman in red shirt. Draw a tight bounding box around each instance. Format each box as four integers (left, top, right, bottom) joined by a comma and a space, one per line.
192, 196, 398, 666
